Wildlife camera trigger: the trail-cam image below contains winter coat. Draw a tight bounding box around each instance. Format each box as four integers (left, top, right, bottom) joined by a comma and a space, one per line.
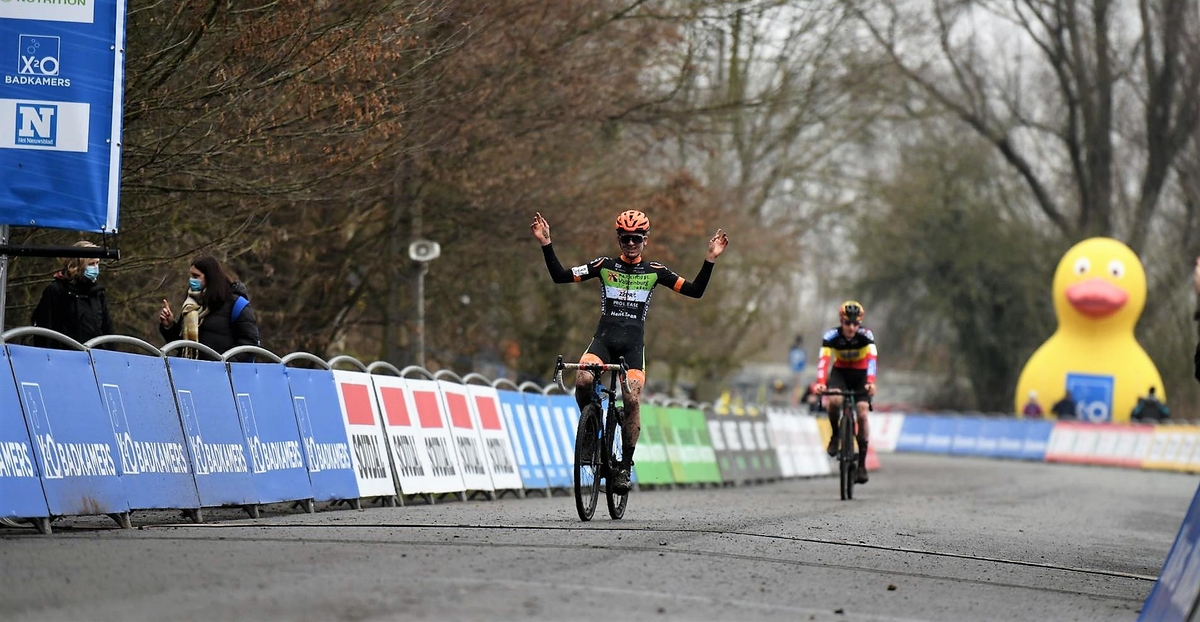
161, 281, 260, 360
31, 273, 113, 348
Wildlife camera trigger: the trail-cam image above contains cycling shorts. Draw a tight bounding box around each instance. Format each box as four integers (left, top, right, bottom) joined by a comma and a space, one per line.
828, 367, 872, 405
581, 336, 646, 386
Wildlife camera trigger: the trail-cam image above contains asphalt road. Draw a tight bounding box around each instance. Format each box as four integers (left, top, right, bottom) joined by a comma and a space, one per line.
2, 454, 1196, 622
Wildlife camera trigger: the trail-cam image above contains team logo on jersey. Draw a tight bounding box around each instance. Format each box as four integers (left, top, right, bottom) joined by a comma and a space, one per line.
571, 265, 589, 278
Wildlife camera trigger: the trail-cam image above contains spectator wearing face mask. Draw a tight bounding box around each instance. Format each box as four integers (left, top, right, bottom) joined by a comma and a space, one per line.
31, 240, 114, 348
159, 255, 259, 360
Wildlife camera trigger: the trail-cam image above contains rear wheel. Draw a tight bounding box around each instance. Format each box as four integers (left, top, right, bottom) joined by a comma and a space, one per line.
574, 404, 602, 521
839, 406, 856, 501
606, 406, 629, 520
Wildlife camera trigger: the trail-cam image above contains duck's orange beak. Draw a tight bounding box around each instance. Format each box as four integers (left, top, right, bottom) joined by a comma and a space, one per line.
1065, 278, 1128, 317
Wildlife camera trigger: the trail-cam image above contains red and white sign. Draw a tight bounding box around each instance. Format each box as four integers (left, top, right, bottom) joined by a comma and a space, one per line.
331, 370, 396, 499
371, 375, 465, 496
437, 381, 496, 494
1046, 422, 1152, 468
464, 385, 524, 492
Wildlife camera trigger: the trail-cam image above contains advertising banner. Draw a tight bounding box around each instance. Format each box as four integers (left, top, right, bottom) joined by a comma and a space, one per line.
522, 392, 571, 490
1140, 483, 1200, 622
634, 404, 673, 485
228, 363, 313, 504
331, 370, 396, 499
166, 357, 256, 508
495, 389, 549, 491
949, 417, 984, 456
387, 377, 466, 495
0, 347, 48, 520
90, 349, 198, 511
700, 410, 739, 487
437, 380, 495, 494
283, 367, 360, 503
368, 375, 442, 496
8, 344, 127, 516
463, 385, 523, 492
0, 0, 127, 231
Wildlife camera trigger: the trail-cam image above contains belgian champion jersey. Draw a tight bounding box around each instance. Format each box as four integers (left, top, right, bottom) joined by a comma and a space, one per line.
816, 325, 878, 384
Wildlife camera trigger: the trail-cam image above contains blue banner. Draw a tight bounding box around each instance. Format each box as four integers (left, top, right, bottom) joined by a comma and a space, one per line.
524, 392, 572, 489
924, 417, 954, 454
949, 417, 984, 456
975, 418, 1008, 457
996, 420, 1028, 459
495, 389, 549, 491
1140, 482, 1200, 622
166, 357, 256, 508
8, 344, 127, 516
0, 347, 48, 520
895, 415, 931, 452
90, 349, 199, 512
284, 367, 358, 503
1020, 421, 1053, 461
0, 0, 127, 232
228, 363, 312, 504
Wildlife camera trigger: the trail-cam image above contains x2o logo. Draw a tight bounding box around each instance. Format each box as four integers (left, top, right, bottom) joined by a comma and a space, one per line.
18, 35, 60, 76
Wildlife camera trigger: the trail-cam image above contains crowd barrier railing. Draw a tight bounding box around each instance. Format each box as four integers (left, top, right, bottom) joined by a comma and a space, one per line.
1, 331, 842, 534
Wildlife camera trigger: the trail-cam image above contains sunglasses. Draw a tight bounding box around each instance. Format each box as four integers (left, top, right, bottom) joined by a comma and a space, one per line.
842, 319, 860, 326
619, 234, 645, 245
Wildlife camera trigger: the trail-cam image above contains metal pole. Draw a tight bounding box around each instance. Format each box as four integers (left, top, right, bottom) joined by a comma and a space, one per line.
0, 224, 8, 331
416, 262, 427, 367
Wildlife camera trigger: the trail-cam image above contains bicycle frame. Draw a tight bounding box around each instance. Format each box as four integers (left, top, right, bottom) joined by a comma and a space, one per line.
823, 388, 863, 500
554, 355, 632, 520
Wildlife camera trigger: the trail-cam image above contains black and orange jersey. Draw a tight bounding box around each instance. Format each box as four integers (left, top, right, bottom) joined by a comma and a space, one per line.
541, 244, 712, 340
816, 325, 877, 385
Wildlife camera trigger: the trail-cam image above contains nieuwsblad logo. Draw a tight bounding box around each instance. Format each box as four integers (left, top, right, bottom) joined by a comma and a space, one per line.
0, 98, 89, 151
0, 0, 95, 25
7, 34, 72, 88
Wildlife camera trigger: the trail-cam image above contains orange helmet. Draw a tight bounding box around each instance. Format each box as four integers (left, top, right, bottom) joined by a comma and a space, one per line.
615, 210, 650, 233
839, 300, 865, 323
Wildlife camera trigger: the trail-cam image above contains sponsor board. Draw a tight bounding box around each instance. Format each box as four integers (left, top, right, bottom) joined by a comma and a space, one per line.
331, 370, 396, 498
90, 349, 200, 511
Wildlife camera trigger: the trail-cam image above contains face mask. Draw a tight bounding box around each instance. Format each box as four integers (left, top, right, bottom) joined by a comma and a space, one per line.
82, 265, 100, 282
188, 277, 203, 291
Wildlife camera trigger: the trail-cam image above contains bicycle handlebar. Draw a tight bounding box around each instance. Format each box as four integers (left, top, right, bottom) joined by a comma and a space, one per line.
820, 388, 863, 396
553, 354, 631, 396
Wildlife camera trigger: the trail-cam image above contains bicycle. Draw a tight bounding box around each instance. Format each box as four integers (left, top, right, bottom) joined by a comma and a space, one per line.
823, 388, 866, 500
554, 355, 631, 521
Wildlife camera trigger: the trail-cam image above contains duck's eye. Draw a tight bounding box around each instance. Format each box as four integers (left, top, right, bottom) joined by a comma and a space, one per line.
1073, 257, 1090, 275
1108, 259, 1126, 278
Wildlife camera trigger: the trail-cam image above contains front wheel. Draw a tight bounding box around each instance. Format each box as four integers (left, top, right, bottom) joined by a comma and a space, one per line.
574, 404, 602, 521
839, 408, 856, 501
606, 406, 629, 520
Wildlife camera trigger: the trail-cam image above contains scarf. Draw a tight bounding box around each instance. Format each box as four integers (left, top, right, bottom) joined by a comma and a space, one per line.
180, 291, 209, 359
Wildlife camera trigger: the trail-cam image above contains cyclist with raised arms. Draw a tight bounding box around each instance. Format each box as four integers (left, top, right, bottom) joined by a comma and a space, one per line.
814, 300, 877, 484
531, 210, 729, 493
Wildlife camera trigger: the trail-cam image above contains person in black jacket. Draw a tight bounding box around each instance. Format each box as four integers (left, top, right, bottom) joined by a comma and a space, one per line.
159, 255, 259, 360
31, 241, 114, 348
1131, 386, 1170, 423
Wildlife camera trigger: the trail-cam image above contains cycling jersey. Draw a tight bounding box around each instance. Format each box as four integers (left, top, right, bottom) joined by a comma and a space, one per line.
541, 244, 713, 367
816, 325, 877, 385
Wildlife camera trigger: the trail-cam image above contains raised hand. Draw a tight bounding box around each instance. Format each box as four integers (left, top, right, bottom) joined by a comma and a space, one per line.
706, 228, 729, 262
159, 299, 174, 328
530, 212, 552, 245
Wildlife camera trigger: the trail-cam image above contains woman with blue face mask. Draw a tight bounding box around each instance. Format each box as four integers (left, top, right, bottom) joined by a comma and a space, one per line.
30, 240, 114, 348
159, 255, 260, 360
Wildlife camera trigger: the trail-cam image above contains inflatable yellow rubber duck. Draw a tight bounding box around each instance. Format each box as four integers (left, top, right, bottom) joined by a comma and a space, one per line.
1014, 237, 1163, 423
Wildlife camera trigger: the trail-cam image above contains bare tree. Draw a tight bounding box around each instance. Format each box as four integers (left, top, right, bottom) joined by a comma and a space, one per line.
848, 0, 1200, 252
